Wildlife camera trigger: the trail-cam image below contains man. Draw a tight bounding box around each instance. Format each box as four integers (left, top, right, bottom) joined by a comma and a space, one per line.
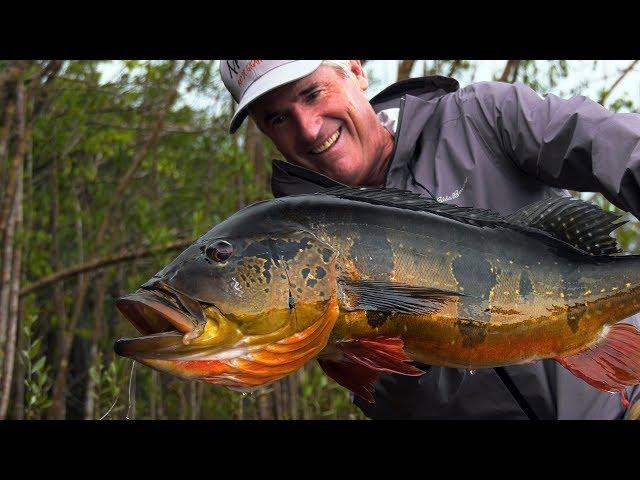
220, 59, 640, 419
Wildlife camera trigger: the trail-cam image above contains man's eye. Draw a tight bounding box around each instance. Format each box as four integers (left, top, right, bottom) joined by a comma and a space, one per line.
271, 114, 286, 126
307, 89, 321, 101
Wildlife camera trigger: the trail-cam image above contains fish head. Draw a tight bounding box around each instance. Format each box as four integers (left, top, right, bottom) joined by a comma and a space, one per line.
114, 228, 339, 390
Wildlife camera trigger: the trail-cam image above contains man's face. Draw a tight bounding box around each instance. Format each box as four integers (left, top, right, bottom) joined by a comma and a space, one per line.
250, 62, 393, 186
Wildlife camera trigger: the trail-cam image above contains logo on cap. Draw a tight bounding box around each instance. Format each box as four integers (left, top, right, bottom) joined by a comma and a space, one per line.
226, 60, 241, 79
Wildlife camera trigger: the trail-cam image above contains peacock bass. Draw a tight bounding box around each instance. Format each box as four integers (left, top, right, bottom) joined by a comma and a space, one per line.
114, 187, 640, 405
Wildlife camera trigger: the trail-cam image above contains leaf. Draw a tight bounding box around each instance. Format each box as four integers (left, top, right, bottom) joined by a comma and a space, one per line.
33, 356, 46, 374
28, 339, 41, 359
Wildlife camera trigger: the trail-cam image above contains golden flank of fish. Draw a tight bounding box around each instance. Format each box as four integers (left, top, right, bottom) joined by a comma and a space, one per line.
114, 187, 640, 404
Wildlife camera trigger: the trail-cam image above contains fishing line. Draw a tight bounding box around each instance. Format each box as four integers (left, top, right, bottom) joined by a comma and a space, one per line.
126, 360, 137, 420
99, 394, 120, 420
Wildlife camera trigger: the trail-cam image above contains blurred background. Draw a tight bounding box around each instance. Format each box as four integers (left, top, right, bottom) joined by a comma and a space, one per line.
0, 60, 638, 420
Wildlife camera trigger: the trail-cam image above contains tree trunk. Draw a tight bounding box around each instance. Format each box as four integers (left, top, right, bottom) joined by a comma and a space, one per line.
237, 393, 245, 420
0, 166, 22, 419
178, 383, 187, 420
0, 198, 15, 374
273, 379, 284, 420
147, 371, 156, 420
0, 96, 16, 186
12, 304, 25, 419
246, 117, 266, 200
0, 62, 28, 244
83, 272, 108, 419
48, 152, 70, 419
156, 373, 165, 420
0, 74, 24, 391
499, 60, 519, 83
288, 373, 299, 420
397, 60, 416, 82
257, 386, 275, 420
189, 382, 198, 420
12, 134, 32, 420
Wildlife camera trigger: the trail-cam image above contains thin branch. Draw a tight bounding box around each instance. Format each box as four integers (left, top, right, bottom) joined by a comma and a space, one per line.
499, 60, 517, 83
599, 60, 639, 104
86, 121, 210, 134
397, 60, 416, 82
447, 60, 462, 78
19, 238, 194, 297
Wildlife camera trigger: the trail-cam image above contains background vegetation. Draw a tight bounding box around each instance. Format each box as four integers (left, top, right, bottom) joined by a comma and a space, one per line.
0, 60, 638, 420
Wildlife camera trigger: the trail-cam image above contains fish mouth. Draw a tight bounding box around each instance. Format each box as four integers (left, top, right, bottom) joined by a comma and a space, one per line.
114, 286, 208, 360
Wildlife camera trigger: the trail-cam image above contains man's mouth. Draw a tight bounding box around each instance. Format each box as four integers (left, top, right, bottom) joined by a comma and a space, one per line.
310, 127, 341, 154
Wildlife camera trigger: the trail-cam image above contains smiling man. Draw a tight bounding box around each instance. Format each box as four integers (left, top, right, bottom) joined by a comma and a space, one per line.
220, 59, 640, 420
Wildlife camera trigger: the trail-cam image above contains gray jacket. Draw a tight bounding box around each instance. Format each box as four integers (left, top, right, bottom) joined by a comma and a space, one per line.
270, 75, 640, 419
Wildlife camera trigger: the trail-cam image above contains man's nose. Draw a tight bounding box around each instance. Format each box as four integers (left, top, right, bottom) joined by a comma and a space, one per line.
292, 106, 322, 144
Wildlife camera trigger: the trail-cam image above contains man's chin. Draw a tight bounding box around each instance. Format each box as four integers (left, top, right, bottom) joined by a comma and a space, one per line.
291, 155, 367, 186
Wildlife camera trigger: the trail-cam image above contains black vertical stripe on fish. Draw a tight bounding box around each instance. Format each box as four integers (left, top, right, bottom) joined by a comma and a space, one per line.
455, 319, 488, 348
367, 310, 391, 328
451, 254, 496, 323
566, 302, 587, 333
561, 262, 587, 332
348, 225, 394, 281
519, 270, 533, 299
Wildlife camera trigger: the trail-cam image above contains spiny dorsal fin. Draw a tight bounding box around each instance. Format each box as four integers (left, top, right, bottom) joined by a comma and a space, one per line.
321, 186, 502, 227
505, 196, 625, 256
319, 187, 625, 257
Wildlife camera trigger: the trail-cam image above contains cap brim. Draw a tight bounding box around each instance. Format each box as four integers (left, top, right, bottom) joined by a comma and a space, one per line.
229, 60, 323, 134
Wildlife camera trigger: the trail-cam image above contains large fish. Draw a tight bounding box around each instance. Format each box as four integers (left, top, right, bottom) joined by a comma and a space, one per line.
114, 187, 640, 404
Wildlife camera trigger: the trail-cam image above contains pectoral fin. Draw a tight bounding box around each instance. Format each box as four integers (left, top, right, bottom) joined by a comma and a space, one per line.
318, 337, 425, 403
555, 323, 640, 407
338, 278, 461, 315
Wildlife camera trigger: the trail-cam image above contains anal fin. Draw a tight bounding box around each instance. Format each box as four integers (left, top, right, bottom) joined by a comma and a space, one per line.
318, 337, 425, 403
555, 323, 640, 407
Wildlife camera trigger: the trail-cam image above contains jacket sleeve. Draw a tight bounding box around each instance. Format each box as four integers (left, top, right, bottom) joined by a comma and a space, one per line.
463, 81, 640, 218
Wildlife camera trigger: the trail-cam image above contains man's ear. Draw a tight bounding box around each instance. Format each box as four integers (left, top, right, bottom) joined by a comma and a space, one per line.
349, 60, 368, 91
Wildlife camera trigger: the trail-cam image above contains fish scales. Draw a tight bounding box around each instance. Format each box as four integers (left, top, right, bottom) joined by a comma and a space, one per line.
114, 188, 640, 402
284, 195, 640, 365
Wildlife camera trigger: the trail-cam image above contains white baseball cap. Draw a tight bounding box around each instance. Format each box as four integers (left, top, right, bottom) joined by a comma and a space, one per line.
220, 60, 323, 134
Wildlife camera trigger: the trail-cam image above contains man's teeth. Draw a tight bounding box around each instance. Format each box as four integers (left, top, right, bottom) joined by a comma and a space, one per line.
311, 129, 341, 154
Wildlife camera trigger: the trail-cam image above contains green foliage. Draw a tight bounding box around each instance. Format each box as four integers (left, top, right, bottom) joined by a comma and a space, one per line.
89, 353, 127, 419
298, 363, 367, 420
20, 314, 53, 419
609, 95, 636, 113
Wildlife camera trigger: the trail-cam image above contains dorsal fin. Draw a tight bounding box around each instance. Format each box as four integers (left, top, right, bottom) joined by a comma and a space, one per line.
320, 186, 502, 228
505, 196, 625, 256
318, 187, 625, 257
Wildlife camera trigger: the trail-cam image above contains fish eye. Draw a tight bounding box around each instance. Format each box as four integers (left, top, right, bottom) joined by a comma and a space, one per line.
206, 240, 233, 262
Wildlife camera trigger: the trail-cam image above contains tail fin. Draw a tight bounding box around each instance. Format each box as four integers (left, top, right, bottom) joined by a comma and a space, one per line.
555, 323, 640, 407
